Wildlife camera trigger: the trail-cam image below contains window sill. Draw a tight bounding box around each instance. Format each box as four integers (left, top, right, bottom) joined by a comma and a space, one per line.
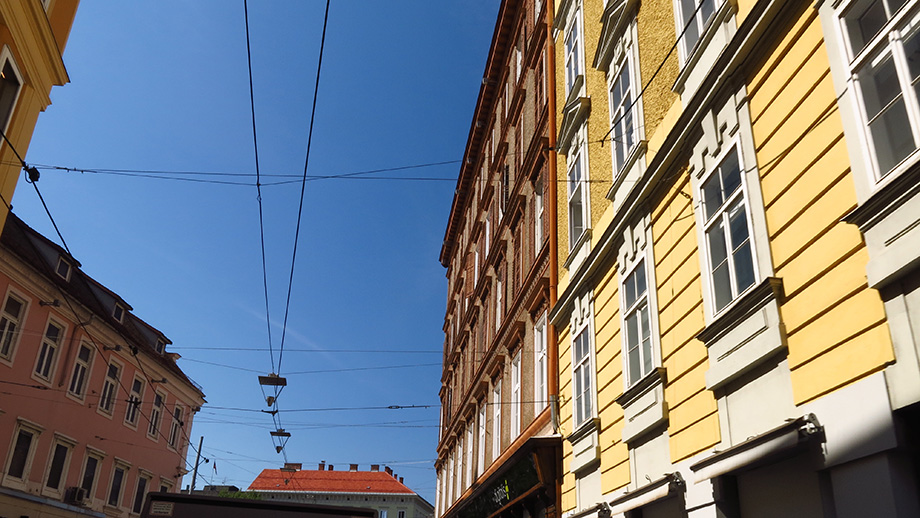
616, 367, 668, 443
606, 140, 648, 202
842, 160, 920, 289
564, 229, 592, 275
697, 277, 786, 391
566, 417, 600, 474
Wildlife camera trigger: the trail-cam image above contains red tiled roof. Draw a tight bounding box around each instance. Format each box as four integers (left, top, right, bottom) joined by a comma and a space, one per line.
248, 469, 415, 494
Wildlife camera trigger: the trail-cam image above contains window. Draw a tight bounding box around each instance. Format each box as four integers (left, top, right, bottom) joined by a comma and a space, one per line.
700, 146, 756, 313
567, 143, 587, 249
534, 312, 548, 413
155, 339, 166, 355
0, 291, 26, 361
841, 0, 919, 178
677, 0, 717, 59
380, 510, 388, 518
99, 361, 122, 415
398, 511, 406, 518
477, 402, 486, 475
148, 392, 164, 438
465, 421, 474, 487
564, 5, 584, 95
34, 319, 64, 381
5, 424, 39, 483
108, 464, 127, 507
132, 474, 150, 514
534, 175, 545, 254
125, 377, 144, 427
44, 437, 73, 493
56, 257, 72, 281
112, 304, 125, 323
68, 344, 93, 398
510, 351, 522, 438
159, 480, 172, 493
80, 452, 103, 498
0, 47, 23, 136
168, 406, 184, 449
622, 260, 654, 386
609, 54, 638, 175
492, 380, 502, 459
572, 327, 594, 427
496, 267, 504, 331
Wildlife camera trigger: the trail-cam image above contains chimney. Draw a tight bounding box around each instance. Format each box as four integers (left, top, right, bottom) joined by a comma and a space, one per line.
318, 461, 325, 471
399, 477, 404, 484
371, 465, 380, 472
328, 465, 334, 471
283, 463, 302, 471
385, 467, 393, 476
349, 464, 358, 472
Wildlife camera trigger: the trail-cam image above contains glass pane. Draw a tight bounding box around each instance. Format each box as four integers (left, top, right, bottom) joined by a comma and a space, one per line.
624, 272, 636, 308
78, 345, 91, 362
4, 296, 21, 317
81, 456, 97, 492
701, 0, 716, 25
635, 261, 647, 296
733, 242, 756, 293
904, 21, 920, 81
847, 0, 888, 54
702, 174, 722, 220
860, 52, 901, 119
707, 221, 728, 266
628, 339, 640, 383
9, 430, 32, 478
682, 0, 701, 52
728, 202, 750, 248
642, 336, 653, 375
713, 262, 733, 311
720, 149, 742, 198
870, 97, 915, 173
626, 313, 639, 350
47, 444, 68, 489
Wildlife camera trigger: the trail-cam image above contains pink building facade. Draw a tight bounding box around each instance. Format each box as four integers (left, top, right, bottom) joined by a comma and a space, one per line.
0, 214, 206, 517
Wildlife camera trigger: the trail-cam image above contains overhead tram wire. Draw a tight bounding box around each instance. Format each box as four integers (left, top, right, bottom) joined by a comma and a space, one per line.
0, 131, 209, 477
277, 0, 331, 377
243, 0, 277, 377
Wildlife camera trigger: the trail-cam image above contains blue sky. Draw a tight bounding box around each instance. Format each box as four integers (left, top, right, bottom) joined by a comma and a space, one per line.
12, 1, 501, 502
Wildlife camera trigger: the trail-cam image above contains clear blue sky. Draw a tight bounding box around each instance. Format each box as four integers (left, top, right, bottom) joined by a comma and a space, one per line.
12, 1, 500, 502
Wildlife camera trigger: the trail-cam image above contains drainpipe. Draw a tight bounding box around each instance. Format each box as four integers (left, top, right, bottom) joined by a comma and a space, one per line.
545, 4, 562, 518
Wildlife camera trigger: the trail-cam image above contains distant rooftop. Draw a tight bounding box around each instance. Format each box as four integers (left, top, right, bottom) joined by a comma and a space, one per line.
248, 463, 416, 495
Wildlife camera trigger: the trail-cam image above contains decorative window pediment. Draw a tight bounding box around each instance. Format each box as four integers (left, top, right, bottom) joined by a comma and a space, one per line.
593, 0, 640, 72
557, 93, 591, 155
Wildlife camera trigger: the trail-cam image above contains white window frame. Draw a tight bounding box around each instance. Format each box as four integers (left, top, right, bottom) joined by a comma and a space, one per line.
0, 45, 24, 138
491, 380, 502, 459
567, 140, 589, 250
533, 311, 548, 413
607, 26, 642, 177
0, 288, 28, 365
510, 351, 522, 438
534, 176, 545, 254
33, 317, 65, 383
112, 303, 125, 323
698, 141, 760, 315
148, 391, 165, 440
125, 376, 145, 428
68, 343, 94, 400
620, 258, 658, 387
564, 3, 585, 97
168, 405, 184, 450
98, 359, 123, 417
2, 419, 43, 489
477, 401, 486, 476
132, 470, 152, 514
55, 256, 72, 281
106, 461, 130, 509
838, 0, 920, 182
465, 421, 473, 488
570, 293, 596, 429
674, 0, 719, 63
42, 434, 76, 497
80, 448, 105, 503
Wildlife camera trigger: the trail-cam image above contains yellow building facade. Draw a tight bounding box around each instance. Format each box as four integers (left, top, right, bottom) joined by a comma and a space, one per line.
0, 0, 78, 229
551, 0, 920, 516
